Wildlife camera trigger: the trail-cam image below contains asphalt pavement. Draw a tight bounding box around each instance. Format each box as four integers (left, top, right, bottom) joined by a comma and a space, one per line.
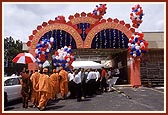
3, 86, 165, 113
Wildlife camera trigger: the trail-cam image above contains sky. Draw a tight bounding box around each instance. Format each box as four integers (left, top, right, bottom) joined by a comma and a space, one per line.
2, 2, 165, 43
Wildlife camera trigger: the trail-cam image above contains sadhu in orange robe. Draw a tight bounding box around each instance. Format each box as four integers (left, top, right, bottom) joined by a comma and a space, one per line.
49, 69, 60, 100
59, 67, 68, 99
36, 68, 51, 110
30, 69, 40, 106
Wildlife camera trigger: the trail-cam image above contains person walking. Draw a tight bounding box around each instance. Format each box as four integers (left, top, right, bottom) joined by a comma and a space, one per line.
59, 67, 69, 99
37, 68, 51, 111
100, 67, 108, 92
21, 69, 31, 109
73, 70, 82, 102
30, 68, 40, 107
50, 69, 60, 100
68, 69, 76, 99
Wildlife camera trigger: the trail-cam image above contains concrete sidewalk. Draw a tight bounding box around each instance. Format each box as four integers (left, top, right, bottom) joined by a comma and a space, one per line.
3, 86, 165, 112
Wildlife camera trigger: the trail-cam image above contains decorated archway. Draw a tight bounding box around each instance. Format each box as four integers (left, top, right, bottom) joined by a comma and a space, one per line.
26, 4, 148, 87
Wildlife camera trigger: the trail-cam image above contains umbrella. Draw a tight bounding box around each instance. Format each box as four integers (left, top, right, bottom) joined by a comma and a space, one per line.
12, 53, 36, 64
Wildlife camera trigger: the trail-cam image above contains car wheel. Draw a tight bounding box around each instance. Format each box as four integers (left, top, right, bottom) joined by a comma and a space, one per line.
4, 92, 8, 107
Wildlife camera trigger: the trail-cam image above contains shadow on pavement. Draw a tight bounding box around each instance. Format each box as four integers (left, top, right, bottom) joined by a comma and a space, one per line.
45, 105, 64, 110
4, 106, 20, 111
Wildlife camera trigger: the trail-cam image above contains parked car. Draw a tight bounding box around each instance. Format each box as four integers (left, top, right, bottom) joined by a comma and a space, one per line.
4, 75, 22, 105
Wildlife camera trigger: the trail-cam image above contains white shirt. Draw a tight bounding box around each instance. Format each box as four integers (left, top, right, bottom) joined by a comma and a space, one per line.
115, 69, 120, 75
95, 71, 100, 81
73, 74, 81, 84
68, 73, 74, 81
87, 71, 96, 81
108, 70, 112, 77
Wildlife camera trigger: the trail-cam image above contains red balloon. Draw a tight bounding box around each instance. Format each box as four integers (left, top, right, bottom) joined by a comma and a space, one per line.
55, 51, 59, 56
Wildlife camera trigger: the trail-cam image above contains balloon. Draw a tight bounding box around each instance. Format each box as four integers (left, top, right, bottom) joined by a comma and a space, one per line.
130, 52, 133, 55
133, 54, 137, 57
128, 43, 131, 47
140, 42, 144, 46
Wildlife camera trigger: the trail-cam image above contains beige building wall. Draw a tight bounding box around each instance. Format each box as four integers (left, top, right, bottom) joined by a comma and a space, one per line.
144, 32, 164, 48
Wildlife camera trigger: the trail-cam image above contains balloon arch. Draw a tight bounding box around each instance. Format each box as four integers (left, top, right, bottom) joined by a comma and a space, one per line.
26, 4, 148, 87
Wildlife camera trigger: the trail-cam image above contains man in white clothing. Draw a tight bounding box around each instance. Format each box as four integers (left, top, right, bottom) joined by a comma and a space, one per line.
73, 70, 82, 102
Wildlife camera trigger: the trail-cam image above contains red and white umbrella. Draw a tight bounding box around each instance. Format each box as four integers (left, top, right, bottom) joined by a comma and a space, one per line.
12, 53, 36, 64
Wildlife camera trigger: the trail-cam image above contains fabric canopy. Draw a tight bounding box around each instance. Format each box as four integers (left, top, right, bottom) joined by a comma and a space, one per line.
72, 61, 107, 69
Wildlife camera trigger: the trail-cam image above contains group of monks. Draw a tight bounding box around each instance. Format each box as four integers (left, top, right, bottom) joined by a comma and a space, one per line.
21, 67, 68, 111
20, 66, 115, 111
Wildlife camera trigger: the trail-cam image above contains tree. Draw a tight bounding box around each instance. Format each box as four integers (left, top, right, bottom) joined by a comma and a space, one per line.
4, 36, 24, 75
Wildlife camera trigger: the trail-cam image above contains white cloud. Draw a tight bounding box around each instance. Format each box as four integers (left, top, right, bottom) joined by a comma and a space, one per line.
3, 2, 165, 42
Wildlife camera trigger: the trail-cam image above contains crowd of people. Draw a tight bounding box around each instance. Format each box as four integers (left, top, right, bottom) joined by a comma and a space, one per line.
19, 66, 120, 111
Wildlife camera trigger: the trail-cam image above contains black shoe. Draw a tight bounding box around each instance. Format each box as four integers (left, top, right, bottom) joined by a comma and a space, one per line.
77, 98, 81, 102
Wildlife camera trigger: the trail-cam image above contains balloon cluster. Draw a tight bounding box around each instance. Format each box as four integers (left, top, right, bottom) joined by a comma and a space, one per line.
130, 4, 144, 28
128, 32, 148, 60
92, 4, 107, 19
35, 37, 54, 67
52, 46, 75, 70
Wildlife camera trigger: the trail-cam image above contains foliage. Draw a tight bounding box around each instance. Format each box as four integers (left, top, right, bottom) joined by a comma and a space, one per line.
4, 36, 24, 75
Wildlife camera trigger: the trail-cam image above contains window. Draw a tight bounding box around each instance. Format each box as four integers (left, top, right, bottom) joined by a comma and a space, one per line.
4, 78, 20, 86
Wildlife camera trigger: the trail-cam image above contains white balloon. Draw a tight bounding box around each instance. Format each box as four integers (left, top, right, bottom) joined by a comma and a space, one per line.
42, 51, 45, 54
64, 46, 68, 49
58, 49, 61, 52
131, 44, 135, 47
133, 54, 137, 57
46, 49, 49, 52
140, 42, 144, 46
128, 43, 131, 47
52, 55, 55, 59
56, 56, 59, 60
135, 46, 140, 50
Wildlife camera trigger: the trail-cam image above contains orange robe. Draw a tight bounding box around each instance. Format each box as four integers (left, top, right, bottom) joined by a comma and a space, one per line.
37, 74, 51, 109
59, 70, 68, 98
49, 72, 59, 99
30, 72, 40, 105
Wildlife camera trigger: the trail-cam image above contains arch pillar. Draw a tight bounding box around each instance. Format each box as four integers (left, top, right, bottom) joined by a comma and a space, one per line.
129, 59, 141, 87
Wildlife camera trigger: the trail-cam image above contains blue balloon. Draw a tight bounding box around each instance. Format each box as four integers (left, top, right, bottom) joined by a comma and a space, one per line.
132, 41, 135, 44
132, 47, 136, 51
42, 44, 45, 48
45, 55, 48, 59
64, 48, 68, 51
135, 37, 138, 42
62, 63, 65, 68
137, 52, 141, 56
38, 51, 42, 54
56, 64, 60, 67
130, 52, 133, 55
136, 50, 140, 54
141, 50, 146, 54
